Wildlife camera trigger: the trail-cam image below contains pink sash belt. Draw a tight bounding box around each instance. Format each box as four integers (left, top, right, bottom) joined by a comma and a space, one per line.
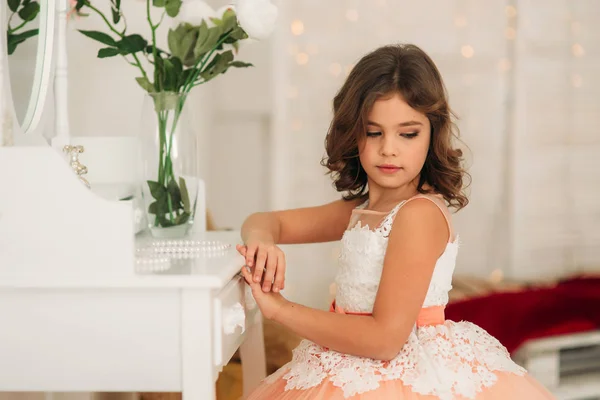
330, 300, 445, 327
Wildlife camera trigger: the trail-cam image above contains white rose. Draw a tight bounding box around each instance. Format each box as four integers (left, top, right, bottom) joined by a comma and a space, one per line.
173, 0, 216, 26
235, 0, 278, 40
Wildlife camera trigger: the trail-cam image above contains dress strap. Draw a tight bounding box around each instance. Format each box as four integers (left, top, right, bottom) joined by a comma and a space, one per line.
379, 194, 454, 242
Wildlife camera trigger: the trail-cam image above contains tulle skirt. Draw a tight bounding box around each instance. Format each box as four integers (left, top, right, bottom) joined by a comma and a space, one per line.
247, 304, 556, 399
247, 369, 555, 399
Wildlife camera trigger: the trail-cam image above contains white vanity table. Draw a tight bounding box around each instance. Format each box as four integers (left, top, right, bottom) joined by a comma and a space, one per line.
0, 0, 266, 398
0, 230, 267, 400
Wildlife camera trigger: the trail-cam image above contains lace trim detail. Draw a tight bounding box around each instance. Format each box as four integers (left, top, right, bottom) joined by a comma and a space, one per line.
335, 225, 459, 312
278, 321, 526, 399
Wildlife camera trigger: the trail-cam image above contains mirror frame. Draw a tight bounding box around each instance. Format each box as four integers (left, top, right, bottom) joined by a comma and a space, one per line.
1, 0, 55, 136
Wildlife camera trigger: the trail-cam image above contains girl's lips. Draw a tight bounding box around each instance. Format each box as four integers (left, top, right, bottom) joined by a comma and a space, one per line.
377, 165, 401, 174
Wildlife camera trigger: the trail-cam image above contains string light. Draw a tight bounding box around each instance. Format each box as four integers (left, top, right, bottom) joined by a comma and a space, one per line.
329, 62, 342, 77
505, 5, 517, 18
454, 16, 467, 28
291, 19, 304, 36
505, 27, 516, 40
346, 9, 359, 22
307, 43, 319, 55
498, 58, 512, 72
344, 64, 354, 76
489, 268, 504, 283
572, 43, 585, 57
292, 119, 303, 131
288, 44, 299, 56
461, 45, 474, 58
296, 52, 309, 65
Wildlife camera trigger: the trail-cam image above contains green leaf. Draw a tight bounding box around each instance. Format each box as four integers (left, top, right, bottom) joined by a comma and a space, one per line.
229, 26, 248, 41
165, 0, 182, 17
229, 60, 253, 68
171, 56, 183, 73
153, 0, 166, 6
78, 30, 118, 47
145, 45, 166, 55
153, 53, 164, 92
193, 25, 221, 60
167, 179, 182, 207
8, 0, 21, 13
75, 0, 86, 11
167, 29, 180, 60
135, 77, 155, 93
180, 29, 199, 66
111, 7, 121, 24
162, 58, 177, 91
7, 29, 38, 54
117, 34, 147, 54
179, 177, 191, 213
97, 47, 121, 58
147, 180, 167, 200
200, 50, 234, 82
148, 201, 159, 214
181, 68, 197, 86
7, 38, 17, 55
221, 8, 238, 33
18, 1, 40, 21
175, 211, 190, 225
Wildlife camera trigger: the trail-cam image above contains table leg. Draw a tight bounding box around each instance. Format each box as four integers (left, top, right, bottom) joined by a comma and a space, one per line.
181, 290, 215, 400
239, 312, 266, 399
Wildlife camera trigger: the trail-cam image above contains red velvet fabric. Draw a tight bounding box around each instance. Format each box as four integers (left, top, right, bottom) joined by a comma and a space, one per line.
445, 276, 600, 353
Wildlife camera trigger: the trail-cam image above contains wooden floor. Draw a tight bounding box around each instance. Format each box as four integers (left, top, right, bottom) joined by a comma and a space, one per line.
137, 361, 243, 400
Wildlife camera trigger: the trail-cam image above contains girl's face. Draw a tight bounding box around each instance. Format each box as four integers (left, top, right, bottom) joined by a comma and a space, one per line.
359, 93, 431, 193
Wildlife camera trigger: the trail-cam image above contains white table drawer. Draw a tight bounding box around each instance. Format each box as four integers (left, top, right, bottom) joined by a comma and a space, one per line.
213, 275, 259, 371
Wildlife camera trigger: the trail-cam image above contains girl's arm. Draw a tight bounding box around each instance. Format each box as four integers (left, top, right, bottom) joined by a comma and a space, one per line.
240, 198, 364, 289
241, 198, 364, 245
271, 198, 449, 360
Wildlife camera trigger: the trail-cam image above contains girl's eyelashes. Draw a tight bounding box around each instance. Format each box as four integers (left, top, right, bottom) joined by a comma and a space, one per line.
365, 131, 419, 138
401, 132, 419, 138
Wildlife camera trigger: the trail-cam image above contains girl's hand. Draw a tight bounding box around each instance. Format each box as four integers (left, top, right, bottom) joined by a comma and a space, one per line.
240, 265, 288, 320
236, 234, 286, 293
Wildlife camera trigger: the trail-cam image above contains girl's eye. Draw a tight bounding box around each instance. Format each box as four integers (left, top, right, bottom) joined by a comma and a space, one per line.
366, 131, 381, 137
401, 132, 419, 139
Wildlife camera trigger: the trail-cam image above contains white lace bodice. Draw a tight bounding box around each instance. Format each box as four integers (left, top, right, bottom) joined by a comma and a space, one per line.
334, 199, 458, 313
267, 196, 527, 399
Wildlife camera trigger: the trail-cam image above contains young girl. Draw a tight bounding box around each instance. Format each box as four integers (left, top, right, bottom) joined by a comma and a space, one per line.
236, 44, 554, 400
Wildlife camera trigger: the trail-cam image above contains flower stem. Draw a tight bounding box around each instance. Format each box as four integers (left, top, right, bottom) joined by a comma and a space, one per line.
180, 30, 234, 94
8, 18, 29, 34
84, 1, 149, 81
147, 0, 161, 91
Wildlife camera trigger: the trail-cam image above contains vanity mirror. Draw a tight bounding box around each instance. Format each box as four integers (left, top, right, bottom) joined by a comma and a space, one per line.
2, 0, 54, 137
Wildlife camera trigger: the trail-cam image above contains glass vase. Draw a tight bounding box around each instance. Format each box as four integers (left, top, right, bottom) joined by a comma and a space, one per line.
139, 92, 199, 238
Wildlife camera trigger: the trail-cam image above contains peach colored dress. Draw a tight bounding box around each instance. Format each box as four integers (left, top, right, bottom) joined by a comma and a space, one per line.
247, 194, 555, 400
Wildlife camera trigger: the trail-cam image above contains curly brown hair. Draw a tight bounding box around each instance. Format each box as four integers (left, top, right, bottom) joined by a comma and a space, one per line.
321, 44, 470, 211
